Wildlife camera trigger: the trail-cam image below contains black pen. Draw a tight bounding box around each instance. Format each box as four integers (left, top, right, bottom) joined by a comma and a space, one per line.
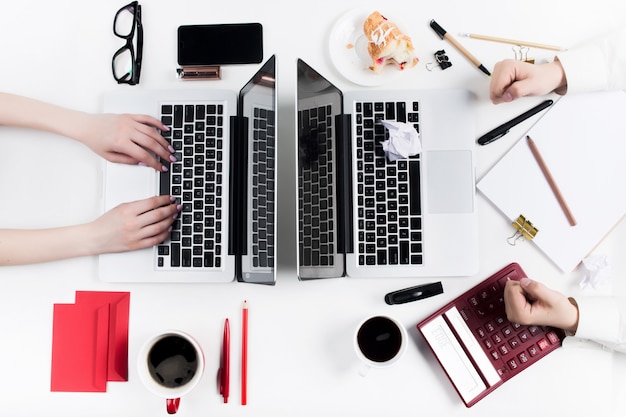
384, 282, 444, 305
478, 99, 554, 145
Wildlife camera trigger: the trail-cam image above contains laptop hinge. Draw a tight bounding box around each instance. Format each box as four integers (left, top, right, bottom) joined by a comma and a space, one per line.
228, 115, 248, 260
335, 114, 353, 254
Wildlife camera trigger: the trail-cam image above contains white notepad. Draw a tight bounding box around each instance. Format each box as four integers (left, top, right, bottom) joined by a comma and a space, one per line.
477, 91, 626, 272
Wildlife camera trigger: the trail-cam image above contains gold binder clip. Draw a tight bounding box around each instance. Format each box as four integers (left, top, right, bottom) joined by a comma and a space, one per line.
507, 214, 538, 246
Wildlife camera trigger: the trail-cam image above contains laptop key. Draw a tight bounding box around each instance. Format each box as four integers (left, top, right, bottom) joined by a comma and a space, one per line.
409, 160, 422, 215
174, 105, 183, 128
171, 243, 181, 267
396, 102, 406, 122
400, 241, 410, 264
389, 247, 399, 265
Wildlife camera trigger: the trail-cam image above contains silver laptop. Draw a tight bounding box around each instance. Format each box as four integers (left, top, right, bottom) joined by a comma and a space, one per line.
296, 58, 478, 279
98, 56, 277, 284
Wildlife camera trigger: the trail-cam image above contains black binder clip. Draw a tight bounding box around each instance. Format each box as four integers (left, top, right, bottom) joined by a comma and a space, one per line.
426, 49, 452, 71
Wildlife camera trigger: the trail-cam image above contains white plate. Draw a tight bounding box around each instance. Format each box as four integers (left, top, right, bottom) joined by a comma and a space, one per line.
329, 9, 413, 86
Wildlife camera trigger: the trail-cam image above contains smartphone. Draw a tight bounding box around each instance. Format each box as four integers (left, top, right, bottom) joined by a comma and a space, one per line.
177, 23, 263, 66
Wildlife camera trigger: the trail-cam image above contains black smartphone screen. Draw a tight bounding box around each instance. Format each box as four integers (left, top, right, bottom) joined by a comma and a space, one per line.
177, 23, 263, 66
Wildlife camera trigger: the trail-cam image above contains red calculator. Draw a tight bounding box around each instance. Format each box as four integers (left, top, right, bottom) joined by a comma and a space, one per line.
417, 263, 565, 407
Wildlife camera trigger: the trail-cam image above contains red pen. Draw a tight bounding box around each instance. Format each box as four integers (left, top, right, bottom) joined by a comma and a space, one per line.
241, 301, 248, 405
220, 318, 230, 403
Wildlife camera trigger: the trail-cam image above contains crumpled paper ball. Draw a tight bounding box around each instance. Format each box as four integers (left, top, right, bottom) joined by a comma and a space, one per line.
379, 120, 421, 161
580, 254, 611, 289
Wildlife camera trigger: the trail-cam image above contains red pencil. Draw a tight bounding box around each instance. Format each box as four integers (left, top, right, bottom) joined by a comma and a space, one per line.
241, 300, 248, 405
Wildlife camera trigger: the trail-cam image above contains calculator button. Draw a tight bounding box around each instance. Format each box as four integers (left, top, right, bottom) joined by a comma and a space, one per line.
546, 331, 560, 344
519, 330, 530, 342
538, 338, 550, 351
508, 337, 521, 350
518, 352, 530, 364
502, 326, 513, 337
499, 344, 510, 356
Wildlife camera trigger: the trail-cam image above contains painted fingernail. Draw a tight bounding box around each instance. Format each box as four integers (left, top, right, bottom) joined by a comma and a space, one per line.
170, 196, 176, 202
168, 145, 175, 153
161, 165, 169, 172
169, 154, 177, 162
176, 204, 183, 211
138, 162, 147, 167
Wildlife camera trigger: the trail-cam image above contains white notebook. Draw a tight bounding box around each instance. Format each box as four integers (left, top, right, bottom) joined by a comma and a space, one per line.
477, 91, 626, 272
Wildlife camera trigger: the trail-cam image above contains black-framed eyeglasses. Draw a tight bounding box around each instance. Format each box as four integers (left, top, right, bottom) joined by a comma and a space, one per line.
112, 1, 143, 85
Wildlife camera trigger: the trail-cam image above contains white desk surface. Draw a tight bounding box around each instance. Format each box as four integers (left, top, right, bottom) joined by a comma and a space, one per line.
1, 0, 625, 415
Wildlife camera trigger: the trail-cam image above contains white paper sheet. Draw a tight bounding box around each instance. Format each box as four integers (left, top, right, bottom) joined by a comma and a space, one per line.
477, 91, 626, 272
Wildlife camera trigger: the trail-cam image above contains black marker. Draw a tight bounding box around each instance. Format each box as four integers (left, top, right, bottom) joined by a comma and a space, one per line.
478, 99, 554, 145
384, 282, 444, 305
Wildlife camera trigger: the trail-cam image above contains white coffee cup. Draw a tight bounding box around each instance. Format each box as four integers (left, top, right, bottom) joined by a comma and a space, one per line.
137, 330, 205, 414
354, 315, 407, 376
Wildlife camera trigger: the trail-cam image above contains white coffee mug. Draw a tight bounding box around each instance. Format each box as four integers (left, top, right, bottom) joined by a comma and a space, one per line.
137, 330, 205, 414
354, 315, 407, 376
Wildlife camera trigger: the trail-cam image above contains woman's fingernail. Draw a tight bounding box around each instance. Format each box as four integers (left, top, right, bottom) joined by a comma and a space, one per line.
168, 145, 175, 153
520, 277, 532, 287
161, 165, 169, 172
169, 154, 177, 162
138, 162, 147, 167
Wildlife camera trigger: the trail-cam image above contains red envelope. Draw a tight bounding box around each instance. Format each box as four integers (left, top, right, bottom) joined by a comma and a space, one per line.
50, 291, 130, 392
75, 291, 130, 382
50, 303, 110, 392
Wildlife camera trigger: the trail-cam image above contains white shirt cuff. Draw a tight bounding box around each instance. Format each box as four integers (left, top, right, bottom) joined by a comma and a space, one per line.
557, 44, 608, 93
572, 296, 620, 345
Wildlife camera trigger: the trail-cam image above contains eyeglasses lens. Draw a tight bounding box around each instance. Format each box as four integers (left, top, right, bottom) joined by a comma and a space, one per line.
114, 7, 135, 38
113, 48, 134, 81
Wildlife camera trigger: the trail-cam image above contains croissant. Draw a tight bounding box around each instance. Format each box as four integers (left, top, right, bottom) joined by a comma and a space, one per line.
363, 11, 419, 73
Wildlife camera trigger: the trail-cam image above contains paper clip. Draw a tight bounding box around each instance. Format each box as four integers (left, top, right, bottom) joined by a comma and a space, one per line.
426, 49, 452, 71
507, 214, 538, 246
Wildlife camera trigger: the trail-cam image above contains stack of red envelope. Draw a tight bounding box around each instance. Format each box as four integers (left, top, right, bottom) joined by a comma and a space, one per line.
50, 291, 130, 392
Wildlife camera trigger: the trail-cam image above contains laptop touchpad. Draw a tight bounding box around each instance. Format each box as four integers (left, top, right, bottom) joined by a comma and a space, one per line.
426, 150, 474, 214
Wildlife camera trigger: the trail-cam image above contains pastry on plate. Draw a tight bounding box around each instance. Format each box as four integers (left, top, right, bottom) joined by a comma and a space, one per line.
363, 11, 419, 73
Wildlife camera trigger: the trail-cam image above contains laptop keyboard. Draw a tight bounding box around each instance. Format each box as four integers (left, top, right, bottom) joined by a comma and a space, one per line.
156, 103, 224, 269
251, 107, 276, 268
354, 100, 423, 266
298, 105, 337, 267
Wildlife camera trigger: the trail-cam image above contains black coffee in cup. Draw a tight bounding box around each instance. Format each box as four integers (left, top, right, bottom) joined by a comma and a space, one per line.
356, 316, 403, 363
147, 335, 199, 388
